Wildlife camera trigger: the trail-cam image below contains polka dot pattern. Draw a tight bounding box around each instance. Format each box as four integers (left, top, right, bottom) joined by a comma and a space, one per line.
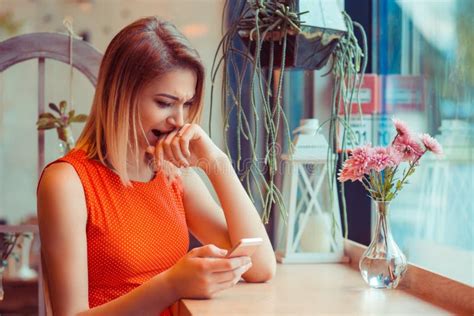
55, 149, 189, 315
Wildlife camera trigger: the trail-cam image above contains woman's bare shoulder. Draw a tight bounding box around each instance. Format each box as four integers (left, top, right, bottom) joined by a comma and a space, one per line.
40, 162, 81, 185
37, 162, 86, 222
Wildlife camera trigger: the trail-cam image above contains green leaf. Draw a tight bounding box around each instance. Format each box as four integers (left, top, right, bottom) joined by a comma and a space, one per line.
59, 100, 68, 114
70, 114, 88, 123
67, 110, 75, 125
49, 103, 61, 114
396, 180, 403, 190
39, 112, 57, 120
36, 117, 56, 126
386, 192, 394, 201
37, 121, 56, 130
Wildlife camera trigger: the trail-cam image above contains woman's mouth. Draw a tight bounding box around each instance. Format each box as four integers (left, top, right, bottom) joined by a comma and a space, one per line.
152, 129, 162, 138
151, 129, 174, 139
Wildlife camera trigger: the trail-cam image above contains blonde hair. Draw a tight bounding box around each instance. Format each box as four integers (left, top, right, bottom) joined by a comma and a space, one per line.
76, 17, 205, 185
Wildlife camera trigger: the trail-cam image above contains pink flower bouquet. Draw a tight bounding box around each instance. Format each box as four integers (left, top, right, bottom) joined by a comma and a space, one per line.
338, 119, 443, 201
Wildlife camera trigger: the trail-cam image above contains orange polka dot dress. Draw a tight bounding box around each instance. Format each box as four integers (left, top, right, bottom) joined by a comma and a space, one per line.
53, 149, 189, 315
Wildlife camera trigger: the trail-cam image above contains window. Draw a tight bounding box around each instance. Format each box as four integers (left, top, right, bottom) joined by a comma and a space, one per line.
375, 0, 473, 286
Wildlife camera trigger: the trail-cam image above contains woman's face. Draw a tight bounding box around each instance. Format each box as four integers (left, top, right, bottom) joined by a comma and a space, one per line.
138, 68, 197, 148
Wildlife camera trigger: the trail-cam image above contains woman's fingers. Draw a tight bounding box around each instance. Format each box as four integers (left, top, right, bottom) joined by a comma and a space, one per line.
163, 130, 189, 168
177, 124, 193, 158
207, 256, 251, 272
147, 124, 205, 169
156, 138, 165, 170
188, 244, 228, 258
212, 261, 253, 284
162, 131, 178, 165
171, 133, 190, 167
205, 261, 252, 299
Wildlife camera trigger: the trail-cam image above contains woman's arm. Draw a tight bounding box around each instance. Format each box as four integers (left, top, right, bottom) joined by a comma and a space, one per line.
157, 123, 276, 283
198, 155, 276, 282
210, 155, 276, 282
38, 163, 176, 315
38, 163, 251, 316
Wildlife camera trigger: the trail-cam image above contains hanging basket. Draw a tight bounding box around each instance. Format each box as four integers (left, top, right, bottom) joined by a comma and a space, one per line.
237, 0, 347, 70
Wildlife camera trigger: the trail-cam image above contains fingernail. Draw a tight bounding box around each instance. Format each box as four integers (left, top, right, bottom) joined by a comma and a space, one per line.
220, 249, 228, 256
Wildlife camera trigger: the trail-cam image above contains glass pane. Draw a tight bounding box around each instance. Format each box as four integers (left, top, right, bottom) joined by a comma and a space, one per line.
376, 0, 473, 285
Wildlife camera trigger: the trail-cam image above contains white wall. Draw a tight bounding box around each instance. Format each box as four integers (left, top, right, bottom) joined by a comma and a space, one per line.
0, 0, 224, 223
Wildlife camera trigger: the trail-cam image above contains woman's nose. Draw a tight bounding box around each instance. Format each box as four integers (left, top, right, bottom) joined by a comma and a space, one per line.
168, 106, 185, 128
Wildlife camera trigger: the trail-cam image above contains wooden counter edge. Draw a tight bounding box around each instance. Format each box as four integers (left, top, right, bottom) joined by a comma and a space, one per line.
171, 300, 192, 316
344, 239, 474, 315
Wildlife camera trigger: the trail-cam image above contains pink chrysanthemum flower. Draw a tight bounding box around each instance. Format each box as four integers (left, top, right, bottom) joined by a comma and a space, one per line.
392, 118, 411, 137
367, 147, 393, 172
393, 134, 424, 162
338, 165, 365, 182
387, 146, 403, 165
420, 133, 443, 156
338, 145, 372, 182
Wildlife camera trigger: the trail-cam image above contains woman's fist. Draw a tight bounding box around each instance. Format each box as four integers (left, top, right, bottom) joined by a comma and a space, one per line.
147, 123, 226, 173
164, 244, 252, 299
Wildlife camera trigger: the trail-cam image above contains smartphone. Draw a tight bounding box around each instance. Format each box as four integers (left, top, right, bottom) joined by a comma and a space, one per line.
226, 237, 263, 258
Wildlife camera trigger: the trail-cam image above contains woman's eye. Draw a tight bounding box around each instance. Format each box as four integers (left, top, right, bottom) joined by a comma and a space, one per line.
184, 102, 193, 108
156, 101, 172, 108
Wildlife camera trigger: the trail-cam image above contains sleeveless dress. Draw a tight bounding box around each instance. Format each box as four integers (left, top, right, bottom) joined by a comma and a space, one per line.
44, 149, 189, 315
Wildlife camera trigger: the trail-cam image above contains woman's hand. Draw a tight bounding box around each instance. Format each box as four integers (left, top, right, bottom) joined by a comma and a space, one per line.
147, 123, 226, 173
164, 244, 252, 299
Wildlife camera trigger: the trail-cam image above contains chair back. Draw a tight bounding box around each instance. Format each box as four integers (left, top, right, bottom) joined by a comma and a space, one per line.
0, 32, 102, 316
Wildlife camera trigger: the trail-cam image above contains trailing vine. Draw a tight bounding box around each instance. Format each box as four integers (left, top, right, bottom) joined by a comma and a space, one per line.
326, 12, 367, 238
211, 0, 367, 230
210, 0, 305, 223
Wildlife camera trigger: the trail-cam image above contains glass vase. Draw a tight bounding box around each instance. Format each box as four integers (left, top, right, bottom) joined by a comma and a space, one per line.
56, 126, 75, 155
359, 200, 407, 289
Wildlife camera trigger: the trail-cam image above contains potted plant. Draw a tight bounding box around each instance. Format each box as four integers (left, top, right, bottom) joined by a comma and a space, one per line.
0, 232, 21, 300
36, 100, 88, 154
210, 0, 367, 228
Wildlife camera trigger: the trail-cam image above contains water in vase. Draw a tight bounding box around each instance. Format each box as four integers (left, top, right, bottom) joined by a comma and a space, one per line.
360, 256, 407, 288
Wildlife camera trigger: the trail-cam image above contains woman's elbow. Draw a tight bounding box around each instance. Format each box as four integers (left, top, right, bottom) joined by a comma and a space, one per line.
244, 260, 276, 283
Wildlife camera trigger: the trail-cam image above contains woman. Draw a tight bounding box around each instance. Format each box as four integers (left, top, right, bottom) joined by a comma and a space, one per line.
37, 17, 275, 316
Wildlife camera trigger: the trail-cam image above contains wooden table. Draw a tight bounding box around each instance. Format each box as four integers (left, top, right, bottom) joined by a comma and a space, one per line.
174, 263, 459, 315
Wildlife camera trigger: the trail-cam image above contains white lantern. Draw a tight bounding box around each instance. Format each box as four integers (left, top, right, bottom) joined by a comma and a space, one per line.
275, 119, 345, 263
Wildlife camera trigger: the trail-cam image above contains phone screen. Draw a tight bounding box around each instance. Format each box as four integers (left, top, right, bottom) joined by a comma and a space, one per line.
226, 237, 263, 258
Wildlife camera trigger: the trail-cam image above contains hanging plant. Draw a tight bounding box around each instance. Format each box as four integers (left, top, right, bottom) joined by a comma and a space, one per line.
326, 11, 368, 237
210, 0, 367, 227
36, 100, 88, 154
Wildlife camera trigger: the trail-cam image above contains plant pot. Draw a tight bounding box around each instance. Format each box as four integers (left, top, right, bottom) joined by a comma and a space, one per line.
237, 0, 347, 70
239, 30, 341, 70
